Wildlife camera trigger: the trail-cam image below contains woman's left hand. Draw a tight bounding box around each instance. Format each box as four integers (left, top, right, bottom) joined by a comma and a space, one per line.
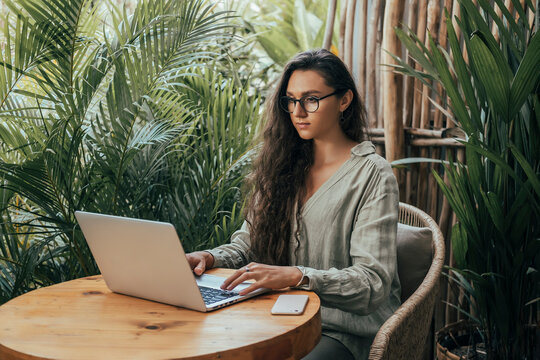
220, 263, 303, 295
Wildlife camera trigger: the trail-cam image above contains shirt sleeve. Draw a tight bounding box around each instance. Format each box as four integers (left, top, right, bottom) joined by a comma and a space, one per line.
298, 163, 399, 316
205, 221, 253, 269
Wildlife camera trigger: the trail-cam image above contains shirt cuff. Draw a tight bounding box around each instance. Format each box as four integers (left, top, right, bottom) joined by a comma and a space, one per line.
203, 248, 247, 269
295, 266, 316, 290
203, 249, 226, 268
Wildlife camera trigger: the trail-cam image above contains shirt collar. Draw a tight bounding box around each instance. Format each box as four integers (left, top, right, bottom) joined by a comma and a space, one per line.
351, 141, 376, 157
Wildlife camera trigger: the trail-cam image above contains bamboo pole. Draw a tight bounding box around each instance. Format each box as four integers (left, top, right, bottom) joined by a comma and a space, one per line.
444, 147, 465, 325
357, 0, 368, 100
438, 148, 454, 238
416, 0, 440, 211
344, 0, 358, 68
411, 138, 464, 147
339, 0, 348, 58
436, 2, 458, 331
435, 147, 452, 333
376, 31, 383, 128
420, 0, 440, 130
528, 0, 535, 29
407, 0, 421, 210
405, 158, 414, 204
382, 0, 406, 199
367, 0, 382, 128
323, 0, 338, 50
409, 128, 443, 137
452, 1, 463, 62
404, 0, 419, 128
445, 210, 458, 324
460, 0, 478, 65
429, 158, 440, 217
434, 0, 454, 329
438, 197, 452, 246
375, 144, 386, 155
507, 0, 514, 14
429, 0, 450, 218
492, 1, 504, 43
367, 129, 465, 144
368, 127, 447, 138
367, 137, 462, 148
406, 146, 419, 206
411, 0, 428, 129
371, 136, 386, 144
535, 0, 539, 33
434, 0, 453, 130
417, 160, 429, 210
375, 0, 383, 129
448, 1, 461, 128
367, 128, 385, 136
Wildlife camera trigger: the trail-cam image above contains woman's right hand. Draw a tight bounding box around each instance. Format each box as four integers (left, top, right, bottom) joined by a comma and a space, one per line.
186, 251, 215, 276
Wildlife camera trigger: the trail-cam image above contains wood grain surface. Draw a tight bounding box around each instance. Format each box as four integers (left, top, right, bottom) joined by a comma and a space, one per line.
0, 269, 321, 360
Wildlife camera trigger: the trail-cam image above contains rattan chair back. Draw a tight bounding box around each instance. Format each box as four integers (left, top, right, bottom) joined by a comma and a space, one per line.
368, 202, 445, 360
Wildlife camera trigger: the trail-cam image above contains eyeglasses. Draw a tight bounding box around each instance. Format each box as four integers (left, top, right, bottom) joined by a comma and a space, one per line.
279, 90, 339, 113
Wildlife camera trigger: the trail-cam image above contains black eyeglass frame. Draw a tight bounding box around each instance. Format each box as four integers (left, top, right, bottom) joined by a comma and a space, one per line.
279, 90, 340, 113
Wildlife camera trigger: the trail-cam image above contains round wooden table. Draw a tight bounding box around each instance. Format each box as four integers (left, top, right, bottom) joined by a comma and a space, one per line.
0, 269, 321, 360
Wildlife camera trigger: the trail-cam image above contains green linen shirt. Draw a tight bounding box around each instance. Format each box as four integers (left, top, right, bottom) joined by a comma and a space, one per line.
206, 141, 401, 360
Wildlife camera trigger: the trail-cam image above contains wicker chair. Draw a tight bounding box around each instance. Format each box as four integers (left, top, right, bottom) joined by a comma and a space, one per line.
368, 202, 445, 360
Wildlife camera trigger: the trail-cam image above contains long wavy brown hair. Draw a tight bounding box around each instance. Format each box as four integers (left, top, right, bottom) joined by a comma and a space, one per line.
245, 49, 368, 266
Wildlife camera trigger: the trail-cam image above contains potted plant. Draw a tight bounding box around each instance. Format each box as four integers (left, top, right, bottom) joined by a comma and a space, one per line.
390, 0, 539, 358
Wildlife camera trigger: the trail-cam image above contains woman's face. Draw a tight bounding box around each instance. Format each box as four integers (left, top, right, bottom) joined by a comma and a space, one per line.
285, 69, 351, 141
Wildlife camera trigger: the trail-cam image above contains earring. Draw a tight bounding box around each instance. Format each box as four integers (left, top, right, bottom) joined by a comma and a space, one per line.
339, 112, 345, 123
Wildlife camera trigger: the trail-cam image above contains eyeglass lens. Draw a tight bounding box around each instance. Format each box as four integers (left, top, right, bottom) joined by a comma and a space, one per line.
280, 96, 319, 113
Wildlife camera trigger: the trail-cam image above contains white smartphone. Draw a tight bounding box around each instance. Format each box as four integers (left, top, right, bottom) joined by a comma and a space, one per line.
271, 294, 309, 315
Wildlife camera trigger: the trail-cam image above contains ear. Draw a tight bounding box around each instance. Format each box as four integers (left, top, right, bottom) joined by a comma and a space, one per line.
339, 89, 353, 112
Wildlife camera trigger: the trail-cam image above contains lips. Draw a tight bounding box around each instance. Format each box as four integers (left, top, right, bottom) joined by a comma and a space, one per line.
296, 122, 310, 128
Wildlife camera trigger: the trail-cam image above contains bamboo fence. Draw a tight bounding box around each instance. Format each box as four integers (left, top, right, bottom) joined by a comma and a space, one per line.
325, 0, 537, 358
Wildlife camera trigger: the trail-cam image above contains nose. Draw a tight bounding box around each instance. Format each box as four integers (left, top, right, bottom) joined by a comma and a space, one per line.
292, 101, 307, 117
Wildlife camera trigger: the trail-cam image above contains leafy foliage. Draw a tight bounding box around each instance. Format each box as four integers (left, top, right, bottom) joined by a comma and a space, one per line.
221, 0, 339, 96
247, 0, 337, 65
0, 0, 260, 303
391, 0, 539, 358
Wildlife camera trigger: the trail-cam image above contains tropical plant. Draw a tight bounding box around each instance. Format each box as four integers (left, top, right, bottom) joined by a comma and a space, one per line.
0, 0, 261, 303
390, 0, 539, 358
226, 0, 340, 93
251, 0, 339, 64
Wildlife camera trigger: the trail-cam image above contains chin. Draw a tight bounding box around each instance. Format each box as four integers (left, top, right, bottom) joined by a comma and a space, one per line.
296, 132, 314, 140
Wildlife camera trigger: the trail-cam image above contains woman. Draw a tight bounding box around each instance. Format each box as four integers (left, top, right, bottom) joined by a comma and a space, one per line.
186, 49, 400, 360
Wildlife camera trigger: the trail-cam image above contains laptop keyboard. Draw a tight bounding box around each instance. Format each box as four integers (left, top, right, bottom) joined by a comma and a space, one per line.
199, 286, 239, 305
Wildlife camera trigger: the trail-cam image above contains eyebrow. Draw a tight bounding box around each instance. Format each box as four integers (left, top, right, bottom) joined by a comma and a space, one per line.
285, 90, 323, 97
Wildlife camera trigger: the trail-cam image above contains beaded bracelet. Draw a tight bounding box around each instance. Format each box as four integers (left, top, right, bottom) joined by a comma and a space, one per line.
294, 265, 306, 287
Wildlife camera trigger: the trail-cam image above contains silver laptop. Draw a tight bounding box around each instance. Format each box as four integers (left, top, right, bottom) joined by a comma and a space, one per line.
75, 211, 267, 312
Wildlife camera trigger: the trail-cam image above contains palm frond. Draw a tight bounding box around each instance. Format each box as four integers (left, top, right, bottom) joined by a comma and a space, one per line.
0, 0, 261, 308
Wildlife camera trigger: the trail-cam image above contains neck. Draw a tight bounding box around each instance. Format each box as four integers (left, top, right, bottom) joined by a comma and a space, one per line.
312, 133, 359, 165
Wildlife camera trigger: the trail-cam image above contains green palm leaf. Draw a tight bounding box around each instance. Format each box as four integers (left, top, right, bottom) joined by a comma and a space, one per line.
509, 31, 540, 119
1, 0, 256, 304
